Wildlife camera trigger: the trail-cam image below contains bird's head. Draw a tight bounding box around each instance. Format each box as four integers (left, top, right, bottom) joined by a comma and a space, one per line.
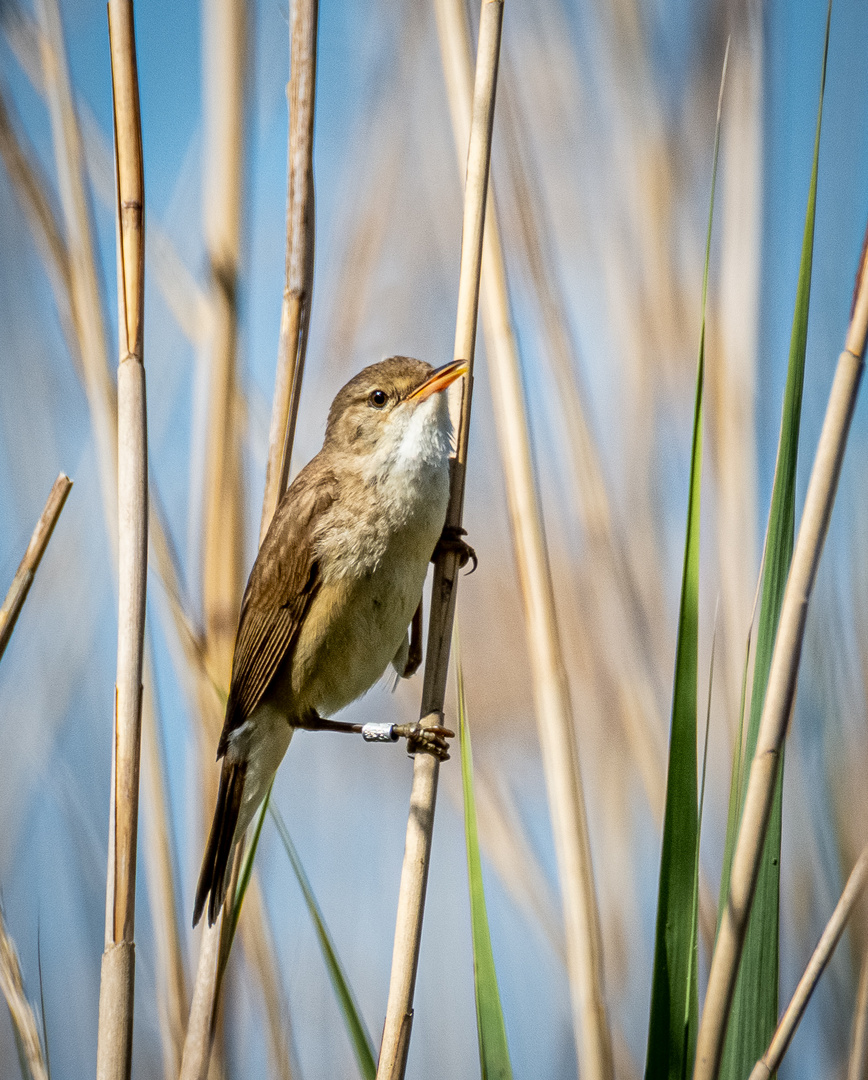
323, 356, 467, 469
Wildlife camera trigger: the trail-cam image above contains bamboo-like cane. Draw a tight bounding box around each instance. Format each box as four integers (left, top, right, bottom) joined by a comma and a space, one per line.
260, 0, 317, 535
180, 5, 250, 1073
694, 225, 868, 1080
36, 0, 119, 537
747, 846, 868, 1080
433, 1, 614, 1077
376, 5, 503, 1078
27, 5, 193, 1072
94, 4, 146, 1080
201, 0, 247, 684
8, 16, 282, 1066
0, 904, 49, 1080
0, 474, 72, 664
181, 6, 318, 1079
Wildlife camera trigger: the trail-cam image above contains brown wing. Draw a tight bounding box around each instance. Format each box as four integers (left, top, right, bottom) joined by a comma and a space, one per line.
216, 463, 335, 757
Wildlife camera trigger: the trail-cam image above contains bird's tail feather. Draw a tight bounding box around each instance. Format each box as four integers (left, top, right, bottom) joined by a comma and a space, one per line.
193, 759, 247, 927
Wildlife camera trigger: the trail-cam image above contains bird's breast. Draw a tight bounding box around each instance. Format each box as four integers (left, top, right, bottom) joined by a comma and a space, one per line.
285, 456, 450, 718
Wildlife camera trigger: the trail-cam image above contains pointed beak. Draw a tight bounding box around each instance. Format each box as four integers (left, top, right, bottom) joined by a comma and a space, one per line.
406, 359, 469, 403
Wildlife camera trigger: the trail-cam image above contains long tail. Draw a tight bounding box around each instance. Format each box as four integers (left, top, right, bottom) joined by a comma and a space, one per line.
193, 759, 247, 927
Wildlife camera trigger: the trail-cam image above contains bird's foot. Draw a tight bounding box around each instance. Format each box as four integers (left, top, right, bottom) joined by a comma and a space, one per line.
359, 720, 454, 759
396, 722, 455, 761
433, 525, 477, 573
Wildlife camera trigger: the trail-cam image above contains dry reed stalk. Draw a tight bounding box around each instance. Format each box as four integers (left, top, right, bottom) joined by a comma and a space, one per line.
849, 938, 868, 1080
694, 224, 868, 1080
141, 662, 189, 1080
0, 81, 80, 364
201, 0, 248, 682
376, 4, 503, 1077
24, 7, 194, 1069
36, 0, 118, 537
2, 8, 211, 355
747, 846, 868, 1080
181, 1, 251, 1074
237, 879, 296, 1080
94, 4, 147, 1078
182, 6, 318, 1079
260, 0, 317, 535
0, 903, 49, 1080
433, 1, 614, 1076
0, 473, 72, 664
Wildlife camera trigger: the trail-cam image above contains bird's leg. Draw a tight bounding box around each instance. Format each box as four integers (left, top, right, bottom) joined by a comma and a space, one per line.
401, 601, 424, 678
298, 711, 454, 760
432, 524, 477, 573
297, 714, 364, 735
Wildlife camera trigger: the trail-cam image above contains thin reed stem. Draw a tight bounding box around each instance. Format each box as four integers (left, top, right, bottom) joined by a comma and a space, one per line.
95, 4, 146, 1079
260, 0, 318, 537
182, 5, 318, 1078
181, 0, 250, 1074
434, 1, 614, 1076
0, 473, 72, 664
141, 654, 190, 1079
748, 846, 868, 1080
36, 0, 118, 539
376, 5, 503, 1077
695, 223, 868, 1080
0, 904, 49, 1080
849, 932, 868, 1080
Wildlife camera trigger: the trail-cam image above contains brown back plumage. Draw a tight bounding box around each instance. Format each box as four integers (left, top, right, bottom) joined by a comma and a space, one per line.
193, 462, 336, 926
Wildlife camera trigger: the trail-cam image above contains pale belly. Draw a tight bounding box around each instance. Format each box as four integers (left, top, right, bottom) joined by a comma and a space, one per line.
292, 530, 435, 717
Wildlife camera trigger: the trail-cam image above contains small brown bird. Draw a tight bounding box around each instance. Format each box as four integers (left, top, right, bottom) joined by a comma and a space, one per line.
194, 356, 473, 926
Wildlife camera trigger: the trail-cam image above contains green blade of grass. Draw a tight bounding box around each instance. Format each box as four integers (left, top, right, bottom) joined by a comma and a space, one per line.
719, 8, 831, 1077
270, 803, 377, 1080
455, 630, 514, 1080
644, 43, 728, 1080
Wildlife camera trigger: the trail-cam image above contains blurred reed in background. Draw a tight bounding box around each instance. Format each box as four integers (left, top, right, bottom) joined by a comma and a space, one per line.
0, 0, 867, 1077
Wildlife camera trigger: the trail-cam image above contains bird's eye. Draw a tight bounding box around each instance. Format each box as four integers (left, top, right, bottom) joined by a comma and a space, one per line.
369, 389, 388, 409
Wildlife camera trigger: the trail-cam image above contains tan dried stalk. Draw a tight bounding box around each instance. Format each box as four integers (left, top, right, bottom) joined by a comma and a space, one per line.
94, 4, 147, 1079
376, 4, 503, 1077
695, 225, 868, 1080
0, 904, 49, 1080
180, 0, 251, 1075
181, 5, 317, 1079
36, 0, 118, 537
748, 846, 868, 1080
849, 936, 868, 1080
24, 4, 192, 1070
433, 0, 614, 1076
2, 8, 211, 354
260, 0, 318, 535
201, 0, 247, 683
141, 665, 189, 1080
0, 473, 72, 664
0, 81, 80, 364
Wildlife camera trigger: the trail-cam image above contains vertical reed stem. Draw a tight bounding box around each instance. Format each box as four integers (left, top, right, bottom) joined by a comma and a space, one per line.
182, 4, 317, 1079
0, 473, 72, 664
695, 224, 868, 1080
260, 0, 318, 536
95, 3, 146, 1079
376, 5, 503, 1078
434, 3, 614, 1075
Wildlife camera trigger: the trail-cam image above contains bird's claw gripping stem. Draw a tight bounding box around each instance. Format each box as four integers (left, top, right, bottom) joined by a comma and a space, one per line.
360, 721, 454, 759
433, 524, 477, 574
